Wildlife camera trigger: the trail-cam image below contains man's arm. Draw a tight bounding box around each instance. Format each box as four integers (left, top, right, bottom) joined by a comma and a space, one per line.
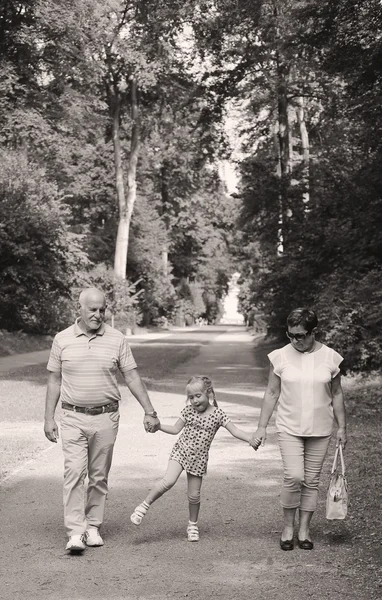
122, 368, 160, 432
44, 371, 61, 443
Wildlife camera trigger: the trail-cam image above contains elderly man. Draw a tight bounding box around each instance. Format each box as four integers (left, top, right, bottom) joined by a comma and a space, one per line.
44, 287, 160, 553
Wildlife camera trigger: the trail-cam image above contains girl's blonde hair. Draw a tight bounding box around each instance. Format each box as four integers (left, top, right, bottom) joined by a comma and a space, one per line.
186, 375, 218, 407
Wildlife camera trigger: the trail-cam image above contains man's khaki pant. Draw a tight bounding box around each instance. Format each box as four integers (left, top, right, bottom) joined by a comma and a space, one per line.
60, 409, 119, 536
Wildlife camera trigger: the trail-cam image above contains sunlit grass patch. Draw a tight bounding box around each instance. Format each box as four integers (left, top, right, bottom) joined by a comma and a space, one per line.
0, 423, 51, 480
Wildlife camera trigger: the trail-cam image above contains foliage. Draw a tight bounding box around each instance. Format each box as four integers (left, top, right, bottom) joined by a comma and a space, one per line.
75, 263, 143, 331
2, 0, 381, 372
176, 279, 206, 325
195, 0, 382, 371
0, 150, 88, 333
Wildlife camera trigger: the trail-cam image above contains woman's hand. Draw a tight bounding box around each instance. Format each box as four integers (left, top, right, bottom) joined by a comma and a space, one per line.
250, 426, 267, 449
336, 427, 347, 449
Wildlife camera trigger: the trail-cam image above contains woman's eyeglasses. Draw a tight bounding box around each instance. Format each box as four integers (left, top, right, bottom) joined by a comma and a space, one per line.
286, 331, 310, 341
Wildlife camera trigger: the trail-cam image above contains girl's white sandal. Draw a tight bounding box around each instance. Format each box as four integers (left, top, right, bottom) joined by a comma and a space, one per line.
187, 523, 199, 542
130, 504, 148, 525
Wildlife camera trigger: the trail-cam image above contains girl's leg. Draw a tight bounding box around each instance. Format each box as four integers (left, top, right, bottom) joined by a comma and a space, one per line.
186, 473, 203, 542
131, 460, 183, 525
299, 435, 331, 542
187, 473, 203, 523
145, 460, 184, 504
277, 432, 304, 542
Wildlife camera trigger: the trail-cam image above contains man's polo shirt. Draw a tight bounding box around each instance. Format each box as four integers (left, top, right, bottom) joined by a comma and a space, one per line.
47, 320, 137, 407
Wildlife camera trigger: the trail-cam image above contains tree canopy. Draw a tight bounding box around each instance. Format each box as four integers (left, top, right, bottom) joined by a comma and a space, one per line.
1, 0, 381, 371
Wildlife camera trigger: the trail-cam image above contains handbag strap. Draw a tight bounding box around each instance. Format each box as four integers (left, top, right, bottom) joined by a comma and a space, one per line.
331, 443, 346, 475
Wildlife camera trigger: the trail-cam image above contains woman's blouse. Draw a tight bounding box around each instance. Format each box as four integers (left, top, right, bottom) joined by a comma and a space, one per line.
169, 406, 230, 476
268, 343, 343, 436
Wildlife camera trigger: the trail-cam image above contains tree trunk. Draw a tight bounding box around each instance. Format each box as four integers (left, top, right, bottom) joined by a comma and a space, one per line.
272, 2, 293, 257
272, 119, 284, 256
113, 78, 140, 279
296, 96, 310, 209
274, 60, 291, 256
160, 162, 170, 276
161, 249, 168, 276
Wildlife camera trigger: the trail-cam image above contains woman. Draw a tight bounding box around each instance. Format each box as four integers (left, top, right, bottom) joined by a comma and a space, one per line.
252, 308, 347, 551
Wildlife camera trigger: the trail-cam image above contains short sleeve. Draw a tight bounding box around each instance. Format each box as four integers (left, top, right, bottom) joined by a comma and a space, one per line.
179, 406, 191, 423
118, 337, 137, 372
217, 408, 231, 427
330, 349, 344, 378
268, 349, 282, 377
47, 337, 62, 372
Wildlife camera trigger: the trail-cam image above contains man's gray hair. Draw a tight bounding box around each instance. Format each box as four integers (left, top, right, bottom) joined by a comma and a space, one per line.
79, 288, 106, 307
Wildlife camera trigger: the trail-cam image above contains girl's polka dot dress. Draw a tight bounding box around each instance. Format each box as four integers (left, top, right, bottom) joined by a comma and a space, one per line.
169, 406, 230, 476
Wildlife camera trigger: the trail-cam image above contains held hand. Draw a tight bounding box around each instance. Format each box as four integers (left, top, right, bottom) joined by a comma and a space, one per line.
336, 427, 347, 449
250, 426, 267, 449
44, 418, 59, 443
143, 415, 160, 433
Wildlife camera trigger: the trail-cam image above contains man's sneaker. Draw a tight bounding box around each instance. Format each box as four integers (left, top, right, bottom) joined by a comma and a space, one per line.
65, 534, 86, 553
85, 528, 104, 547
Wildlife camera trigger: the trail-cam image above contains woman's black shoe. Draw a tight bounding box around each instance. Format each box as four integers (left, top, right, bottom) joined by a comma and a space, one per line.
298, 538, 314, 550
280, 538, 294, 551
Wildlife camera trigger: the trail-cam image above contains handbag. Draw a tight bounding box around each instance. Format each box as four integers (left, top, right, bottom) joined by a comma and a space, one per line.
326, 443, 348, 520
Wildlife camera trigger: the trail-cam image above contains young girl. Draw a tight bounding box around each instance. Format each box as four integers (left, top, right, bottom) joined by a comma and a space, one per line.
130, 375, 257, 542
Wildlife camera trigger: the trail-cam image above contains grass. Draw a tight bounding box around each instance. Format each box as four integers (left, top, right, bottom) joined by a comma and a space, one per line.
0, 329, 54, 357
0, 324, 159, 357
0, 424, 52, 480
324, 373, 382, 592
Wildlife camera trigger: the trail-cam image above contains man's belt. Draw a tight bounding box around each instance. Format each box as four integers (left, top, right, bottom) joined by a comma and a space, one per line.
61, 402, 119, 415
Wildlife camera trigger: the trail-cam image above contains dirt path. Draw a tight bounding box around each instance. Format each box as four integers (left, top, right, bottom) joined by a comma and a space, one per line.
0, 327, 377, 599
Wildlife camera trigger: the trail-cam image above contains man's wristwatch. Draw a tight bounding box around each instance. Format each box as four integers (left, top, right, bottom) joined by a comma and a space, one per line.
145, 410, 158, 418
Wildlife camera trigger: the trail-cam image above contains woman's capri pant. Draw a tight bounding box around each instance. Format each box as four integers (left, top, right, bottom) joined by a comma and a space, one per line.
277, 432, 331, 512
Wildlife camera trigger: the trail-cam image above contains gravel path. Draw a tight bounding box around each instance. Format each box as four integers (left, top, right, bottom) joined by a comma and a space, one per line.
0, 326, 376, 599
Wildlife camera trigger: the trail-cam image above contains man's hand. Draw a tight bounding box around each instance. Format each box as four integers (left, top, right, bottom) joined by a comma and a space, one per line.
144, 415, 160, 433
44, 417, 59, 443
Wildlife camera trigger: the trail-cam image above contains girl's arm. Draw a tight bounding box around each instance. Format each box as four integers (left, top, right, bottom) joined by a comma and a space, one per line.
225, 422, 252, 444
159, 418, 185, 435
331, 373, 347, 448
250, 365, 281, 447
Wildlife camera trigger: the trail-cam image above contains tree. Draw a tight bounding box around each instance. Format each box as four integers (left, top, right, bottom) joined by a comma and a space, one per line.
0, 150, 88, 332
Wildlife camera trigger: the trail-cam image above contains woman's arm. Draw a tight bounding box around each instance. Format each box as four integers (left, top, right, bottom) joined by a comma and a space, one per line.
159, 418, 185, 435
331, 373, 347, 448
250, 365, 281, 447
225, 422, 252, 444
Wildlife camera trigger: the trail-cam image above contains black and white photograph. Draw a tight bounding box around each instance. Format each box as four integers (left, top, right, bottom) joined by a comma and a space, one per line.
0, 1, 381, 599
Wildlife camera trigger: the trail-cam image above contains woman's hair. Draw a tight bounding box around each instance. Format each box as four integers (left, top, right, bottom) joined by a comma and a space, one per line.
286, 307, 318, 333
186, 375, 218, 407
